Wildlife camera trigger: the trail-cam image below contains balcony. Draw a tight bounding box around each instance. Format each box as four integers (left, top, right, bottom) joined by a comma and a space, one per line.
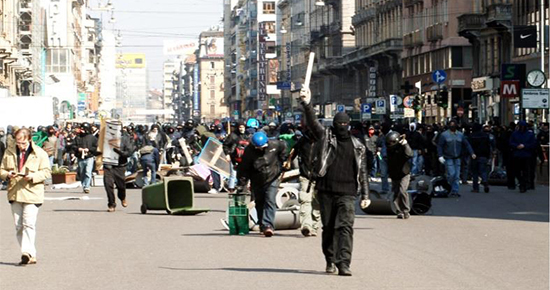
486, 3, 512, 29
426, 23, 443, 42
329, 22, 341, 34
458, 14, 486, 39
344, 38, 403, 64
352, 7, 376, 26
404, 0, 422, 7
379, 0, 402, 14
404, 31, 422, 48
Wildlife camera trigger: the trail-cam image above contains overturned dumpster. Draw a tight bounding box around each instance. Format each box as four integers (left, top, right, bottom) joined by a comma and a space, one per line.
140, 176, 209, 215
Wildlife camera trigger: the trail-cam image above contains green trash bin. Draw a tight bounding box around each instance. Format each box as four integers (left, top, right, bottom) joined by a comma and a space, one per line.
140, 176, 209, 215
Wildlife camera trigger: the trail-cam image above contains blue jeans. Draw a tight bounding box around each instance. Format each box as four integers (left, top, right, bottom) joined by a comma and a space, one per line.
379, 158, 390, 192
252, 179, 279, 231
444, 158, 461, 194
228, 164, 237, 190
411, 150, 424, 175
140, 158, 157, 185
471, 157, 489, 190
78, 157, 94, 189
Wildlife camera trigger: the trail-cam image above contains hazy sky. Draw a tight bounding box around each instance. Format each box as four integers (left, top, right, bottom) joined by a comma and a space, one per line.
90, 0, 223, 89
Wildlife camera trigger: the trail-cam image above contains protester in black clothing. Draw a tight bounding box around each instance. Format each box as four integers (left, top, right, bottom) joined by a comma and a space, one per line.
290, 127, 321, 236
424, 125, 438, 176
386, 131, 413, 219
503, 123, 517, 189
407, 123, 425, 175
468, 123, 493, 193
299, 87, 370, 277
75, 123, 98, 194
236, 132, 287, 237
104, 130, 135, 212
223, 122, 250, 191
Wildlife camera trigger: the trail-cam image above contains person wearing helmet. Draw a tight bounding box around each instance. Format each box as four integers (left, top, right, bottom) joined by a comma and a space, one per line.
236, 131, 287, 237
75, 123, 98, 194
385, 131, 414, 219
299, 87, 370, 276
437, 119, 476, 197
246, 118, 260, 135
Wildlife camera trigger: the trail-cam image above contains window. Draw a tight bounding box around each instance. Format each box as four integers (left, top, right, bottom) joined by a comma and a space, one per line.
451, 47, 463, 68
210, 76, 215, 85
263, 2, 275, 14
47, 49, 70, 73
135, 58, 143, 64
211, 62, 215, 69
88, 49, 94, 64
210, 90, 215, 100
210, 104, 215, 115
265, 22, 275, 34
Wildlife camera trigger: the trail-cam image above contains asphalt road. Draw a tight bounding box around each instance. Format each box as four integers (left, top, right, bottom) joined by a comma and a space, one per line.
0, 182, 548, 290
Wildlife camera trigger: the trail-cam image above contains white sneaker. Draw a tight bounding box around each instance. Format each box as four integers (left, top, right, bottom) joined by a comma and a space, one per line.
208, 188, 219, 194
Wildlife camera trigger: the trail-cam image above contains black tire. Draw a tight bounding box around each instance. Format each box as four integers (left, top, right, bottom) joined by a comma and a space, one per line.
140, 204, 147, 214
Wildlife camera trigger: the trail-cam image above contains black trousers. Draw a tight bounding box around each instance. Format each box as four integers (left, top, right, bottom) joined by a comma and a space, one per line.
104, 166, 126, 207
513, 157, 530, 190
318, 192, 356, 268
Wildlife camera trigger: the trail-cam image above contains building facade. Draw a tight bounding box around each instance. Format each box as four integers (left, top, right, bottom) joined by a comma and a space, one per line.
198, 30, 229, 122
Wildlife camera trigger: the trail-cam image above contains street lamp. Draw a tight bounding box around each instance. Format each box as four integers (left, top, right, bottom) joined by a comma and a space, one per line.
315, 0, 325, 6
280, 26, 287, 34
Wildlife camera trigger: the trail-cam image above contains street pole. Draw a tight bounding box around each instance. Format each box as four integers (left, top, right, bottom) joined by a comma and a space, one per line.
178, 59, 184, 124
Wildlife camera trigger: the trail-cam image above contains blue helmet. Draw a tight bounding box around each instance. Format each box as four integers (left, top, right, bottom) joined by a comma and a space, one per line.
251, 132, 268, 148
246, 118, 260, 129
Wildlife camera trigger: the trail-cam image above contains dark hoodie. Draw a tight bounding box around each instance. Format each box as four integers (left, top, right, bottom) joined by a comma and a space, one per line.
509, 121, 536, 158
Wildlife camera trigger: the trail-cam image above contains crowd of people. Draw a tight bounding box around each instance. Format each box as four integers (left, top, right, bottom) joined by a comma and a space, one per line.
0, 90, 548, 272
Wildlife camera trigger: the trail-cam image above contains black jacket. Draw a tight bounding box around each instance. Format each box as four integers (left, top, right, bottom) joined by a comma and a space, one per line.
75, 133, 98, 159
223, 131, 250, 164
237, 139, 287, 190
387, 143, 414, 179
293, 131, 315, 178
111, 133, 135, 167
468, 131, 492, 158
301, 101, 369, 201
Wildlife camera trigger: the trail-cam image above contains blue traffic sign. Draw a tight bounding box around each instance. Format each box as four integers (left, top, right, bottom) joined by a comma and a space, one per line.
336, 105, 345, 112
376, 99, 386, 108
390, 96, 398, 106
361, 104, 371, 113
432, 70, 447, 84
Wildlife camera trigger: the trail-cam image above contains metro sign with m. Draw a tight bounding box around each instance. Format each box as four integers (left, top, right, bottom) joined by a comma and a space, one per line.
501, 80, 520, 98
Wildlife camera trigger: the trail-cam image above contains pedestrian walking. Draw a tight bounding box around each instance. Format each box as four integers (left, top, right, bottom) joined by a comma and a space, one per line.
236, 131, 287, 237
468, 123, 493, 193
386, 131, 414, 219
509, 121, 536, 193
437, 119, 476, 197
75, 123, 98, 193
0, 128, 51, 265
299, 87, 370, 276
291, 125, 321, 237
104, 128, 135, 212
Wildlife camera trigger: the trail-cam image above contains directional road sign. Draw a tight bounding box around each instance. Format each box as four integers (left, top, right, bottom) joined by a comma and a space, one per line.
432, 70, 447, 84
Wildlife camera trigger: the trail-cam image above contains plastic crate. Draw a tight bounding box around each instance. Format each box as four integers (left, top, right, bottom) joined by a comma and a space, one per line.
229, 206, 248, 216
229, 194, 247, 207
228, 206, 249, 235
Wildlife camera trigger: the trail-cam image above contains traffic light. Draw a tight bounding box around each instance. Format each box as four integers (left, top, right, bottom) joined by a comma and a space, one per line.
438, 88, 449, 108
412, 95, 421, 111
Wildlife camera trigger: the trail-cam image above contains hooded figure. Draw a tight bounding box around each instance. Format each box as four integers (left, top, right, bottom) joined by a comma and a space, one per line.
509, 120, 536, 192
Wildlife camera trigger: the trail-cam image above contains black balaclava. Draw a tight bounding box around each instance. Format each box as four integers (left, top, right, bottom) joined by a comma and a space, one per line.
333, 112, 351, 139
